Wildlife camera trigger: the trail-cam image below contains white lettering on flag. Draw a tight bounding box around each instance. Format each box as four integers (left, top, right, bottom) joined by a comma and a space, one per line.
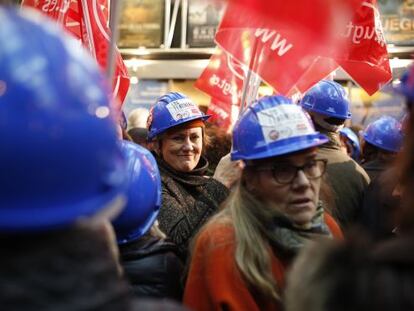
254, 28, 293, 56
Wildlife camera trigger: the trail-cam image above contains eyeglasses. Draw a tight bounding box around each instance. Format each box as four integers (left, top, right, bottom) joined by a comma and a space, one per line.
255, 159, 328, 184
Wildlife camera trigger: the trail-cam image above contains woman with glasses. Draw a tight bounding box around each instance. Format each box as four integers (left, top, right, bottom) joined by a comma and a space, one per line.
183, 95, 343, 311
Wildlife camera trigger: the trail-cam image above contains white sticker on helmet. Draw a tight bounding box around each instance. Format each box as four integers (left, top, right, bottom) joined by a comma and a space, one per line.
166, 99, 202, 121
257, 104, 315, 144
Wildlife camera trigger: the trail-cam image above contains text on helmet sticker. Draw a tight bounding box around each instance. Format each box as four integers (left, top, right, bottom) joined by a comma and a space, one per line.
166, 99, 202, 121
257, 104, 315, 144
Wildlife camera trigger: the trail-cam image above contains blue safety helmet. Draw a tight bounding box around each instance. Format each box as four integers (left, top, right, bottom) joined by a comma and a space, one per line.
301, 80, 352, 119
147, 92, 210, 140
339, 127, 361, 160
397, 67, 414, 104
0, 8, 126, 232
112, 141, 161, 245
231, 96, 329, 161
363, 116, 403, 153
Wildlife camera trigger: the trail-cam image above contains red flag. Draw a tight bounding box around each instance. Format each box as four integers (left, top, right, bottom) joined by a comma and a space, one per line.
206, 99, 235, 131
21, 0, 130, 110
195, 48, 244, 130
195, 49, 244, 106
293, 0, 391, 95
293, 57, 339, 95
215, 0, 358, 95
337, 0, 391, 95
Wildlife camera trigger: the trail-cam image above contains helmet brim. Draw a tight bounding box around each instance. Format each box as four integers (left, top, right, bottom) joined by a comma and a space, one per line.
0, 189, 125, 232
231, 133, 329, 161
148, 114, 210, 140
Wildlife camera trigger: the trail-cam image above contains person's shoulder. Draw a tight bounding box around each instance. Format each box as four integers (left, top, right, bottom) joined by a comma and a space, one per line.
319, 145, 352, 162
353, 160, 370, 183
191, 219, 237, 264
196, 220, 236, 247
320, 148, 370, 182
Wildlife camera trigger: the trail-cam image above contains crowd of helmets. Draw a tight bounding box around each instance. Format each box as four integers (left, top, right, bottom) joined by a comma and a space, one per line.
1, 5, 413, 311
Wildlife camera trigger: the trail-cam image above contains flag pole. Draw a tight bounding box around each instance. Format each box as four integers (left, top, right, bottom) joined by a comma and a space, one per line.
239, 39, 261, 115
107, 0, 123, 81
80, 0, 97, 59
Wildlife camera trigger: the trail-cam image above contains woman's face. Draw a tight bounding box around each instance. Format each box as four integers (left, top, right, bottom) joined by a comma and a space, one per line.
160, 127, 203, 172
246, 148, 323, 226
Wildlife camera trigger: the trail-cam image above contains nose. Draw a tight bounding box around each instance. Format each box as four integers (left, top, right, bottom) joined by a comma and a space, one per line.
291, 169, 311, 188
182, 137, 194, 151
392, 183, 403, 198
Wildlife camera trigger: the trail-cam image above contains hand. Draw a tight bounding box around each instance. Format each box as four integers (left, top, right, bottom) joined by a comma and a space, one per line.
213, 153, 244, 189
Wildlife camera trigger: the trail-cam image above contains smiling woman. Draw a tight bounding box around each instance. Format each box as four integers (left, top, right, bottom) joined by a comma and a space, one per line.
161, 126, 203, 172
147, 92, 243, 261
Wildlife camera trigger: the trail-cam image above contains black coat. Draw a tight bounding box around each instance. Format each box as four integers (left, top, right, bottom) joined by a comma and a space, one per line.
362, 158, 388, 181
119, 235, 184, 301
359, 161, 400, 240
156, 156, 230, 261
317, 130, 370, 229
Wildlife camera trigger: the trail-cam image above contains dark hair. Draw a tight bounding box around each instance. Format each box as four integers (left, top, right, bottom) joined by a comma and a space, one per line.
0, 225, 131, 311
397, 104, 414, 232
324, 234, 414, 311
286, 231, 414, 311
204, 123, 232, 175
361, 141, 396, 164
128, 127, 149, 146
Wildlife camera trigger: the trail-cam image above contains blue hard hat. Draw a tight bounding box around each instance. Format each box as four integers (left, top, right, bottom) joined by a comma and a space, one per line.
363, 116, 403, 153
397, 67, 414, 104
301, 80, 352, 119
231, 96, 329, 161
0, 8, 126, 232
112, 141, 161, 245
147, 92, 210, 140
339, 127, 361, 160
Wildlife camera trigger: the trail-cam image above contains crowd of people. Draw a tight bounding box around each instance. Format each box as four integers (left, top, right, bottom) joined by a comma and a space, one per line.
2, 3, 414, 311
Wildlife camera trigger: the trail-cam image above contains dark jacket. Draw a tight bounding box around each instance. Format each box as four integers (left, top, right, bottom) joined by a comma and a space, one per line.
0, 226, 132, 311
156, 155, 230, 261
362, 158, 390, 181
119, 235, 184, 301
317, 130, 370, 229
359, 161, 400, 240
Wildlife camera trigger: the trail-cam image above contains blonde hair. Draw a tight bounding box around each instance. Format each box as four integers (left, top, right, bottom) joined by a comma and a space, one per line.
203, 172, 282, 301
127, 108, 149, 129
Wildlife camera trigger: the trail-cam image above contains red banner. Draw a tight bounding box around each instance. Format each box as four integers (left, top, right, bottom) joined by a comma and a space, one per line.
294, 0, 391, 95
195, 48, 244, 130
206, 99, 234, 131
337, 0, 392, 95
216, 0, 390, 96
195, 49, 244, 106
215, 0, 358, 95
21, 0, 130, 110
